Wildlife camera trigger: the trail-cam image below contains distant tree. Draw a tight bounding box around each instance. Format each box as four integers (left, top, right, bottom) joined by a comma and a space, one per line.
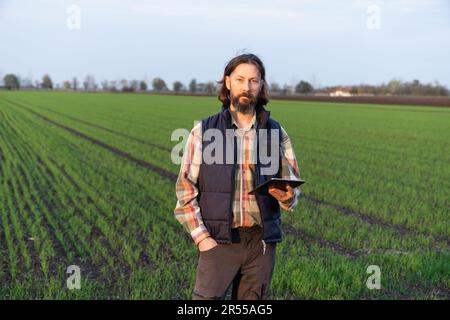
63, 80, 72, 90
72, 77, 79, 91
83, 75, 96, 91
387, 79, 401, 95
41, 74, 53, 89
269, 82, 281, 94
173, 81, 184, 93
295, 80, 314, 94
434, 81, 450, 96
109, 80, 118, 92
189, 78, 197, 93
282, 84, 293, 95
3, 74, 20, 90
152, 77, 167, 92
205, 81, 216, 95
439, 86, 450, 96
139, 80, 148, 91
130, 80, 139, 92
120, 79, 129, 91
410, 79, 421, 95
100, 80, 109, 91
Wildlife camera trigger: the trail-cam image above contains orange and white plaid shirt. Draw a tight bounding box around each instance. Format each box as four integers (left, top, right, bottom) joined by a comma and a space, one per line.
174, 112, 301, 245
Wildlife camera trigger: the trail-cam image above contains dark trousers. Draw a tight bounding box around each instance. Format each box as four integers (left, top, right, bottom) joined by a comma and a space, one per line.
192, 226, 277, 300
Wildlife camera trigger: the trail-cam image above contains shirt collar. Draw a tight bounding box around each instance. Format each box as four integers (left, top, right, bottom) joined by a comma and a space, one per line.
231, 112, 257, 130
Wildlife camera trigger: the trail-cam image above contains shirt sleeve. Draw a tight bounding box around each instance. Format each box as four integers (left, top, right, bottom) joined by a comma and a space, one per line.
278, 125, 301, 212
173, 122, 211, 245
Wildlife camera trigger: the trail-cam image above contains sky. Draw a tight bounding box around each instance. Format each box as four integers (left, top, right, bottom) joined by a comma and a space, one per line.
1, 0, 449, 89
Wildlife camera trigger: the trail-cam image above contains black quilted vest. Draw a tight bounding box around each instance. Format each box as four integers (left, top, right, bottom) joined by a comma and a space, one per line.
198, 104, 283, 244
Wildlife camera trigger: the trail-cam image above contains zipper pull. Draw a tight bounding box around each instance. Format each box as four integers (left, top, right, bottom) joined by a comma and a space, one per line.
262, 240, 266, 255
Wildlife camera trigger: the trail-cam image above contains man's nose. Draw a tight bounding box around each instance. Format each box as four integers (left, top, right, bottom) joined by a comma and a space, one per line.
242, 80, 251, 91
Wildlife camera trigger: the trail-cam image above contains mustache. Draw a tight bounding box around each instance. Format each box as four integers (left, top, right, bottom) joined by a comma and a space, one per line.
239, 93, 254, 98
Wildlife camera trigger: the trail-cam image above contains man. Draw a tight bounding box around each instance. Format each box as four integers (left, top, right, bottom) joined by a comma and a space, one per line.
174, 53, 301, 300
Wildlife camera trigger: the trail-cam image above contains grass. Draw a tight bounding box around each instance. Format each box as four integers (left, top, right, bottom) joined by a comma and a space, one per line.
0, 91, 448, 299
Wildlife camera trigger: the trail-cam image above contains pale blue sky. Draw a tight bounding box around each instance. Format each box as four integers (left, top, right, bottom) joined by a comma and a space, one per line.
1, 0, 449, 88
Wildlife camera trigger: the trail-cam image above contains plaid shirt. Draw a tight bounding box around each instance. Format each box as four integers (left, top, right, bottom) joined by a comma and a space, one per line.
174, 111, 301, 245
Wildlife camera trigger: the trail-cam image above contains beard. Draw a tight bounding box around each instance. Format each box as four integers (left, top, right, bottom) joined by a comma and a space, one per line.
230, 91, 257, 113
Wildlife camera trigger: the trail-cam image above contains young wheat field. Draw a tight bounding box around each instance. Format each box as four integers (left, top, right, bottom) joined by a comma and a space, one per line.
0, 91, 448, 299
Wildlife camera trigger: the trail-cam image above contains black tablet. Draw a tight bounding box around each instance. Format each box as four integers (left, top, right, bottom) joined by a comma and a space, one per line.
248, 178, 306, 196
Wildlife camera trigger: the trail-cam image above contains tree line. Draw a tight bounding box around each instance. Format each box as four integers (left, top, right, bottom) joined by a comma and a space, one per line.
1, 73, 449, 97
1, 74, 218, 95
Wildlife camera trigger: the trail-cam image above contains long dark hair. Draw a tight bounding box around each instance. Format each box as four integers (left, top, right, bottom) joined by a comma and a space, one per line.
218, 53, 269, 108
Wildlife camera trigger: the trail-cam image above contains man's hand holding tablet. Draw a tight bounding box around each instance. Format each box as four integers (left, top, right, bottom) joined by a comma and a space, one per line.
248, 178, 306, 198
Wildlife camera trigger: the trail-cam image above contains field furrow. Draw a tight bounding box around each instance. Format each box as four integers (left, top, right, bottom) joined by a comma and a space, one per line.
0, 92, 448, 299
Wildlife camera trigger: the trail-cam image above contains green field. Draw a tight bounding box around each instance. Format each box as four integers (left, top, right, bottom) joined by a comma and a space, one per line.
0, 91, 448, 299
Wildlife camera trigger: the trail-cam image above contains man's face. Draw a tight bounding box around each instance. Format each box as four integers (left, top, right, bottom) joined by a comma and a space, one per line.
225, 63, 263, 113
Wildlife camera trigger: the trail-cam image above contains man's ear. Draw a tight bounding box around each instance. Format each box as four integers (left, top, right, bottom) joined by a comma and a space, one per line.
225, 76, 231, 91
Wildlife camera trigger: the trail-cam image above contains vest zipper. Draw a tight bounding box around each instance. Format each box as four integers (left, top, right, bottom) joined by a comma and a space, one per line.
240, 132, 245, 225
255, 126, 266, 246
228, 136, 237, 243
